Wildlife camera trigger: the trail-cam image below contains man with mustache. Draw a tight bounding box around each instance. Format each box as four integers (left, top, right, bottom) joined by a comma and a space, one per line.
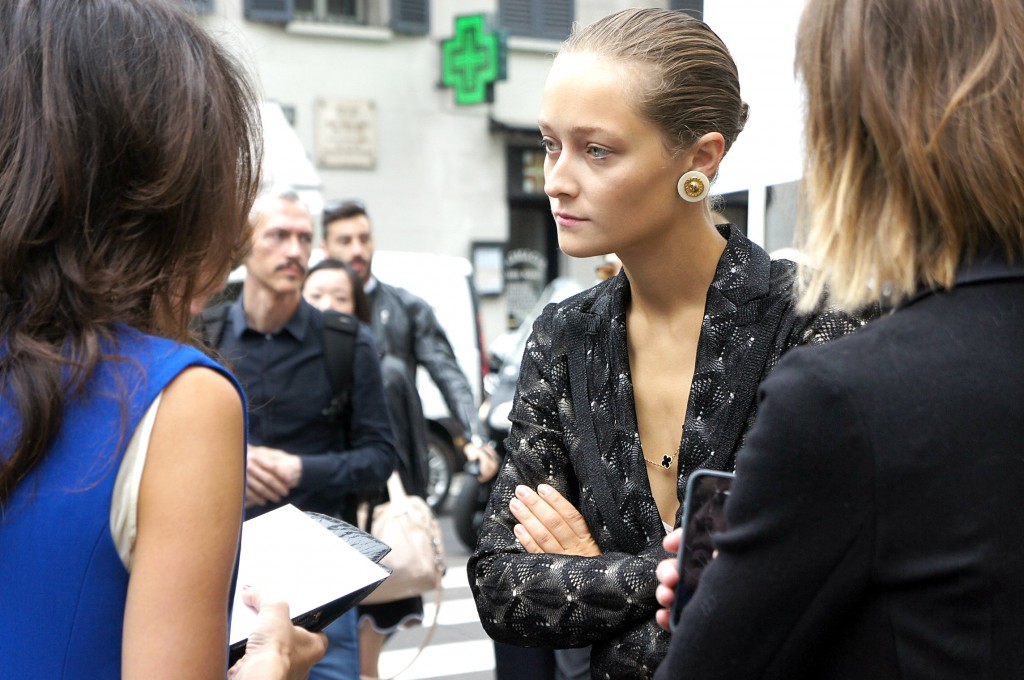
209, 189, 398, 680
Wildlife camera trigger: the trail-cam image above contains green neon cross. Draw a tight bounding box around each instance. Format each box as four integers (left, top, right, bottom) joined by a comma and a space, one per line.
442, 14, 502, 105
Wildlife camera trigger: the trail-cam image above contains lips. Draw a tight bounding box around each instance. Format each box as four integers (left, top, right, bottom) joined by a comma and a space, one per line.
554, 211, 587, 227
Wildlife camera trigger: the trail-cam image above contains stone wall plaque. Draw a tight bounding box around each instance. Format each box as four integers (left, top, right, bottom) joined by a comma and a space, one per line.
315, 98, 377, 169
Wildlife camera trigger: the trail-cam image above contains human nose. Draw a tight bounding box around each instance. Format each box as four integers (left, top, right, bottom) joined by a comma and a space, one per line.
283, 234, 305, 259
544, 154, 577, 199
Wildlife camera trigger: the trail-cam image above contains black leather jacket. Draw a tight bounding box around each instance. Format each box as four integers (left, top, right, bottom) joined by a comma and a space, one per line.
368, 279, 482, 442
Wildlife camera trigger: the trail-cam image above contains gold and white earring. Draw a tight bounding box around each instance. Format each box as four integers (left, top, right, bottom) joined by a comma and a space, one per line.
677, 170, 709, 203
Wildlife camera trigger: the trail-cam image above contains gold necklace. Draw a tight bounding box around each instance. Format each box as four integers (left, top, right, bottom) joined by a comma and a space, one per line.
644, 454, 675, 470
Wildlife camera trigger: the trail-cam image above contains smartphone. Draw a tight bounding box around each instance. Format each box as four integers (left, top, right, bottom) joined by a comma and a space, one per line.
669, 469, 735, 631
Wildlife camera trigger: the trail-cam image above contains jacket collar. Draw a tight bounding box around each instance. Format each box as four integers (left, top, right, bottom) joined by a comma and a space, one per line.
590, 223, 772, 322
903, 249, 1024, 308
229, 293, 311, 341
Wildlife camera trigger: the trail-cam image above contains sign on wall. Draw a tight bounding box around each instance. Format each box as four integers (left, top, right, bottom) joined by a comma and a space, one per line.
315, 98, 377, 169
441, 14, 507, 106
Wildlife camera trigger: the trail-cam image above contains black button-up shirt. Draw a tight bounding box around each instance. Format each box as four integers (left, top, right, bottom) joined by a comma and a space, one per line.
218, 296, 397, 519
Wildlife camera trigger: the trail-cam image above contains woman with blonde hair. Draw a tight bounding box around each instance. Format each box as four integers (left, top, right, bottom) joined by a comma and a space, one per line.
469, 8, 868, 678
655, 0, 1024, 677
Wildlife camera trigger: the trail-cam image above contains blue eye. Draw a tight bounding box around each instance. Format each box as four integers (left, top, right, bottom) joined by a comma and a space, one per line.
540, 138, 559, 154
587, 145, 610, 159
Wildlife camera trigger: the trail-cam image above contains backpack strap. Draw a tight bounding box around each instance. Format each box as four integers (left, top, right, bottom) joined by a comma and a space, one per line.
321, 310, 359, 435
195, 301, 232, 349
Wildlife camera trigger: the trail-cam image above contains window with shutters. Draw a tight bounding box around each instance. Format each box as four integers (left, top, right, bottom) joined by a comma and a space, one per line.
390, 0, 429, 34
245, 0, 428, 33
294, 0, 368, 25
499, 0, 573, 41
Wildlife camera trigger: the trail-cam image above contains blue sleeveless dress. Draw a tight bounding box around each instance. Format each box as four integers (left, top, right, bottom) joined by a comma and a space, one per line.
0, 327, 245, 679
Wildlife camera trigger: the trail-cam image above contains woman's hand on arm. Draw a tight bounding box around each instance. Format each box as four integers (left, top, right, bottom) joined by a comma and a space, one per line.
508, 483, 601, 557
122, 367, 245, 680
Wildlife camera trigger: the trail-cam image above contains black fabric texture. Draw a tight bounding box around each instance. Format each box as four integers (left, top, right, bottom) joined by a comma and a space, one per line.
469, 225, 872, 679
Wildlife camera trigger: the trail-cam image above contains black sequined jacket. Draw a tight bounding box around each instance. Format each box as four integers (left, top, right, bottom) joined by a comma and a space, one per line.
469, 225, 870, 679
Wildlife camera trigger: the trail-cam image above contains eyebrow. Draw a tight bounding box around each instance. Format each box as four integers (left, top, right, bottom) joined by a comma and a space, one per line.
538, 119, 617, 139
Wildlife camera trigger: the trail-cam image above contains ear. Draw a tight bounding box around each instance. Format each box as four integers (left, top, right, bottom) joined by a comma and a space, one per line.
687, 132, 727, 179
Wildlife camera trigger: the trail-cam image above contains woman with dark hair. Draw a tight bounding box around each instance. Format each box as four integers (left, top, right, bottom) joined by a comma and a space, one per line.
655, 0, 1024, 677
304, 258, 374, 324
468, 8, 869, 679
0, 1, 323, 678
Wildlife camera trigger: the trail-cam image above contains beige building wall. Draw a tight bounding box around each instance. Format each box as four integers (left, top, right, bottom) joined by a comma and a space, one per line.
195, 1, 805, 343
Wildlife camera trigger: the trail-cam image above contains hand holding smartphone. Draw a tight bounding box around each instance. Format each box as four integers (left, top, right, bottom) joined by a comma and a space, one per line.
669, 469, 734, 631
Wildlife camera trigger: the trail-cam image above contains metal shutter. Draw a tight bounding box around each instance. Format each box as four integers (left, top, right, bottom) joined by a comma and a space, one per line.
391, 0, 430, 34
244, 0, 294, 23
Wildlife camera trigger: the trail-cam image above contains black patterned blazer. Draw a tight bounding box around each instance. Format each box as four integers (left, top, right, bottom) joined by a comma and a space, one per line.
469, 225, 869, 679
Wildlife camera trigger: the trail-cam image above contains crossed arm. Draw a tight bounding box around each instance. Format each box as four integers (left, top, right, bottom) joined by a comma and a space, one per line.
506, 482, 601, 557
469, 313, 670, 677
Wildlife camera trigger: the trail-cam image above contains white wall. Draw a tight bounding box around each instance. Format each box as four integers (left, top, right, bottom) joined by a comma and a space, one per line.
200, 0, 520, 342
703, 1, 806, 245
196, 0, 805, 344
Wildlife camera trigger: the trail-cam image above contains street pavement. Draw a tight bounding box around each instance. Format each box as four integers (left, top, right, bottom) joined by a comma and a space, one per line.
377, 474, 496, 680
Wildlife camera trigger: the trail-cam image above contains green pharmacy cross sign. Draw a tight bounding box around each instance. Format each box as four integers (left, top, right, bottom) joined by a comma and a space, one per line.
441, 14, 507, 106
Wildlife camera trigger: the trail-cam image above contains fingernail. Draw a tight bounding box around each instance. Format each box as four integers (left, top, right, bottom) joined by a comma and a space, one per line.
514, 524, 526, 537
515, 485, 534, 499
510, 498, 524, 512
538, 484, 553, 497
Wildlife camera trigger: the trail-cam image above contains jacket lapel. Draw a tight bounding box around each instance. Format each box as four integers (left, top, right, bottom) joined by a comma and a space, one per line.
558, 278, 646, 553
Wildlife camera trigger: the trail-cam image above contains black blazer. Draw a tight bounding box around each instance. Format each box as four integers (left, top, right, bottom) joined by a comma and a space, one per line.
657, 257, 1024, 680
470, 226, 869, 679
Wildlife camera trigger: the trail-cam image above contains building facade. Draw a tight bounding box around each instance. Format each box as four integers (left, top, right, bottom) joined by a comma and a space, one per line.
190, 0, 805, 342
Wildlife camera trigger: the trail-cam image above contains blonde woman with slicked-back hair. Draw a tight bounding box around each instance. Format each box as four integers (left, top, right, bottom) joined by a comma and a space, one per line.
655, 1, 1024, 678
468, 8, 871, 679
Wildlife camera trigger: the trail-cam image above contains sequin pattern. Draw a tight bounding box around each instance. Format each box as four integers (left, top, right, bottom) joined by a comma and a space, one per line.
469, 226, 870, 679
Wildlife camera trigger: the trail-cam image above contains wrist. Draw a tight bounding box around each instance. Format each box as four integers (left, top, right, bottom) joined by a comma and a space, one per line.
236, 648, 290, 680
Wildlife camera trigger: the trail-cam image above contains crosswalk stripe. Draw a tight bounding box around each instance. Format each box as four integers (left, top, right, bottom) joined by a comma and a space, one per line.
442, 566, 467, 587
424, 597, 482, 626
379, 638, 495, 680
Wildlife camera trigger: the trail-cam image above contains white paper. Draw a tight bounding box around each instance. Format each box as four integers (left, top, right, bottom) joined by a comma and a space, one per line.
229, 504, 389, 645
